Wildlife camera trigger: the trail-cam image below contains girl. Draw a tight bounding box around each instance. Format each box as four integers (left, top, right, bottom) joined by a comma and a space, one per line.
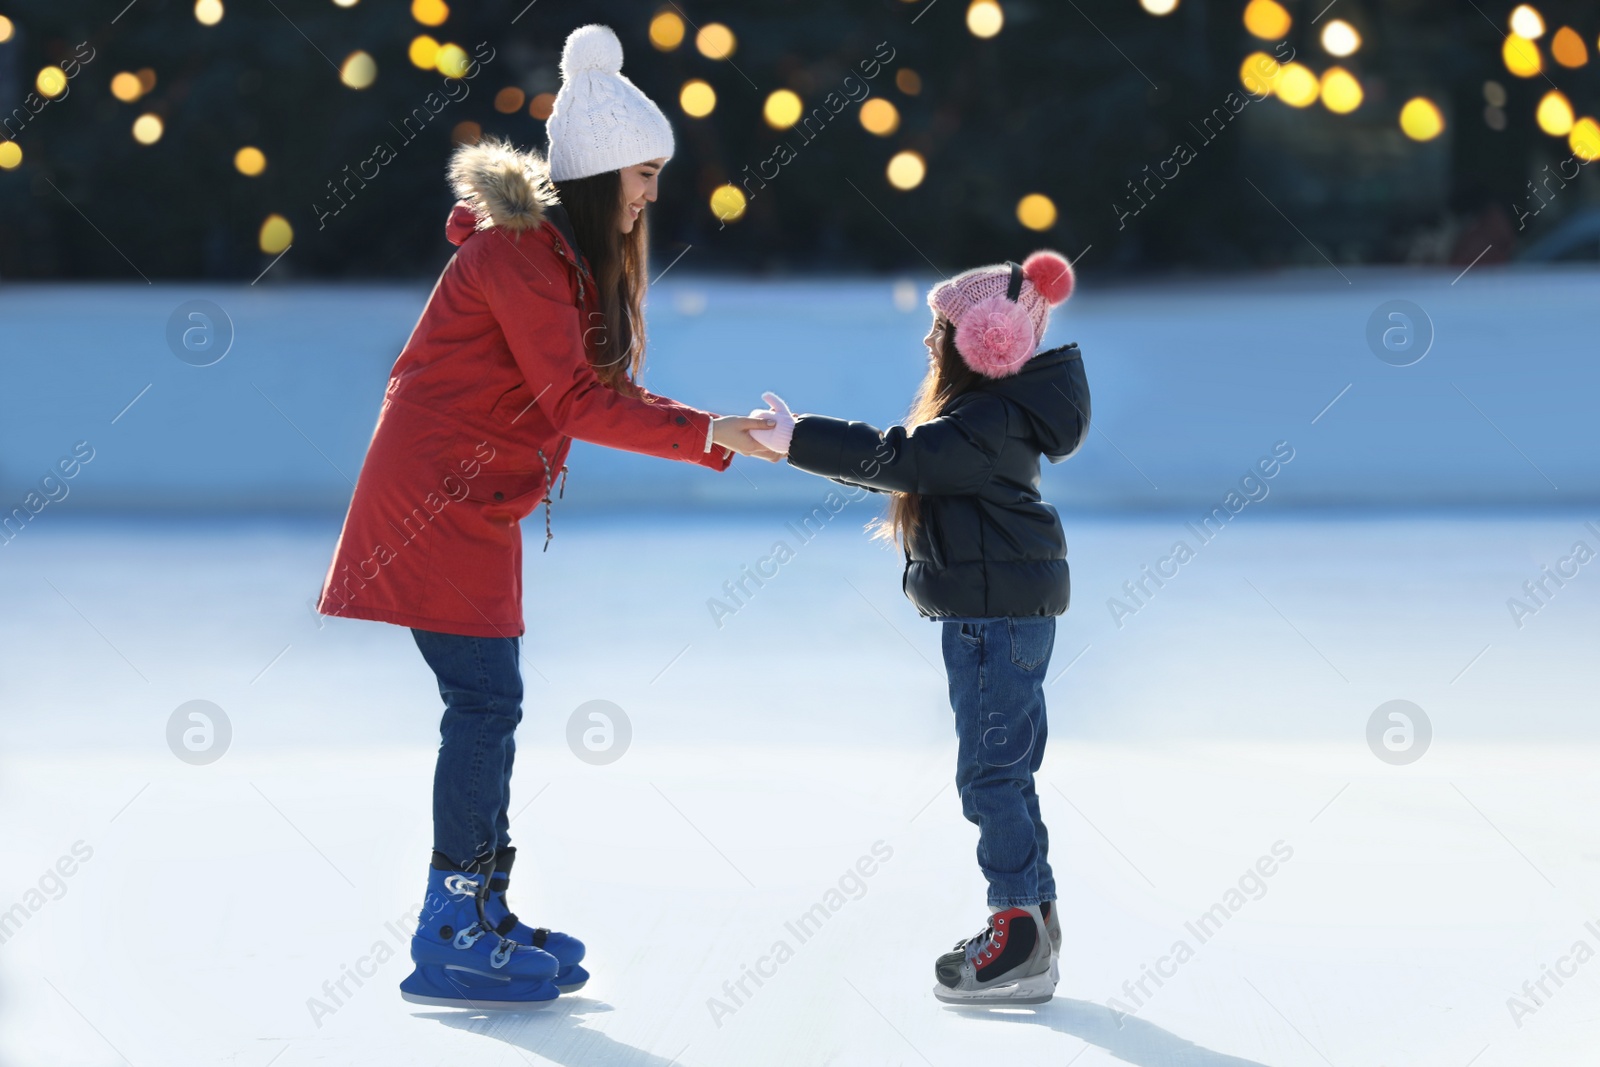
756, 251, 1087, 1004
316, 25, 776, 1010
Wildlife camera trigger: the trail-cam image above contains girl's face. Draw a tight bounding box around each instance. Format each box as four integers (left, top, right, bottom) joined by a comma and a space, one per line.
618, 158, 667, 234
924, 317, 946, 360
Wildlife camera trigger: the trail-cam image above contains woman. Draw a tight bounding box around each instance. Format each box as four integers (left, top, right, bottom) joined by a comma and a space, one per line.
316, 24, 775, 1009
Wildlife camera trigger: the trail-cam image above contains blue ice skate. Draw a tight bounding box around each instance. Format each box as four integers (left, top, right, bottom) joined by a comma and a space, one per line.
483, 846, 589, 993
399, 854, 560, 1010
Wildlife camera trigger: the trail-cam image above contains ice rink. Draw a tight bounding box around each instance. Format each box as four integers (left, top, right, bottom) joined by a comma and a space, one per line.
1, 510, 1597, 1067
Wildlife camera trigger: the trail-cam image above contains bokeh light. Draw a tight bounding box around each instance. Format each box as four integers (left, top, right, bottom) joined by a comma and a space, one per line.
1551, 26, 1587, 67
1274, 63, 1319, 107
1570, 116, 1600, 161
235, 147, 266, 176
1502, 35, 1541, 77
137, 68, 157, 93
1243, 0, 1291, 40
340, 51, 376, 90
859, 98, 899, 136
528, 93, 556, 120
0, 16, 12, 42
0, 142, 21, 170
1509, 4, 1544, 39
1483, 80, 1507, 108
1399, 97, 1444, 141
896, 69, 922, 95
1016, 194, 1057, 231
1139, 0, 1179, 14
886, 150, 926, 190
696, 23, 736, 59
411, 0, 448, 27
132, 114, 164, 145
1535, 89, 1574, 136
1321, 20, 1360, 57
1239, 51, 1280, 96
259, 215, 293, 255
494, 87, 525, 114
36, 67, 67, 99
763, 89, 802, 130
451, 121, 480, 145
408, 36, 440, 69
195, 0, 224, 26
333, 0, 359, 7
111, 72, 144, 102
1320, 67, 1363, 113
710, 184, 747, 223
649, 11, 685, 51
435, 43, 469, 78
967, 0, 1003, 38
680, 79, 716, 118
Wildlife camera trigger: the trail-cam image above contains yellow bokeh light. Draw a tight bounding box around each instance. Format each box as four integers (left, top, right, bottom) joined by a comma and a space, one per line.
649, 11, 685, 51
408, 35, 440, 69
1321, 19, 1360, 57
1509, 4, 1544, 39
36, 67, 67, 99
260, 214, 293, 255
710, 184, 746, 223
0, 16, 12, 43
696, 23, 736, 59
1502, 35, 1541, 76
0, 141, 21, 170
1275, 62, 1318, 107
435, 43, 469, 78
333, 0, 359, 7
1016, 194, 1057, 231
1536, 89, 1574, 136
896, 68, 922, 95
1239, 51, 1281, 96
1140, 0, 1179, 14
1399, 97, 1444, 142
763, 89, 802, 130
1320, 67, 1363, 113
1570, 117, 1600, 161
411, 0, 448, 27
886, 150, 926, 190
859, 98, 900, 136
1551, 26, 1587, 67
111, 72, 143, 102
195, 0, 223, 26
132, 113, 164, 145
680, 79, 716, 118
967, 0, 1003, 38
235, 146, 266, 176
1243, 0, 1291, 40
340, 51, 377, 89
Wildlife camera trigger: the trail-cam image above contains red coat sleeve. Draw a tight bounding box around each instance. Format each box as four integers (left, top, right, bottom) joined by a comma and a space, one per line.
473, 228, 733, 471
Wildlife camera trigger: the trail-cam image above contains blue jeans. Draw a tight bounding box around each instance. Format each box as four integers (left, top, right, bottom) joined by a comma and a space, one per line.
412, 628, 524, 870
940, 616, 1057, 908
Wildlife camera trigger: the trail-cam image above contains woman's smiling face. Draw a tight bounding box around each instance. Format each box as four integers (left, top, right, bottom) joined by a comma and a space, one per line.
618, 158, 667, 233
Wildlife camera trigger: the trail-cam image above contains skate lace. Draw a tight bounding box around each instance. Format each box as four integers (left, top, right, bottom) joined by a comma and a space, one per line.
960, 915, 1007, 964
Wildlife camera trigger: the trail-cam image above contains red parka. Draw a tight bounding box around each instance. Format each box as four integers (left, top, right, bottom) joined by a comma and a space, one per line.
317, 142, 732, 637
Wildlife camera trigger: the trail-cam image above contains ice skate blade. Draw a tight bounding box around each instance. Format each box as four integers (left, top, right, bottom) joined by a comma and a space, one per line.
933, 970, 1056, 1006
400, 990, 557, 1011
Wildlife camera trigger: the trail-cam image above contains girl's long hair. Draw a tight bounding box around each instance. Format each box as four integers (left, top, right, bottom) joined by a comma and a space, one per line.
871, 317, 985, 547
550, 169, 649, 394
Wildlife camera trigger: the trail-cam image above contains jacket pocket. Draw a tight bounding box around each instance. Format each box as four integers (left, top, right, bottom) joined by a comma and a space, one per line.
1007, 617, 1054, 672
465, 471, 545, 523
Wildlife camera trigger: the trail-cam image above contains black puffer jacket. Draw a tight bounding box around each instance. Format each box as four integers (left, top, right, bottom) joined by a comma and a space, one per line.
787, 344, 1090, 619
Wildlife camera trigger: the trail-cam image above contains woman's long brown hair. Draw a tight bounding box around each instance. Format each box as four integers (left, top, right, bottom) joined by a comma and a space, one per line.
550, 169, 649, 394
870, 317, 986, 547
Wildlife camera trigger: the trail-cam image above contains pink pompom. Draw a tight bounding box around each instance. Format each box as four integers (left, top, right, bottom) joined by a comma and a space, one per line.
1023, 250, 1074, 306
953, 295, 1035, 378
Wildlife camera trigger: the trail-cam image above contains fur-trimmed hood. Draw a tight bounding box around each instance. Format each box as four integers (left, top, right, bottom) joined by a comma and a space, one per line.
448, 139, 557, 233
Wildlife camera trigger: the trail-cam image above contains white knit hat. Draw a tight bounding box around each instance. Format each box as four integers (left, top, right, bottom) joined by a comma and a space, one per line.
546, 25, 675, 182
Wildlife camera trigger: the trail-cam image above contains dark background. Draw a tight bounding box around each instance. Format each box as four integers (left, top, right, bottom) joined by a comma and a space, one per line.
1, 0, 1596, 280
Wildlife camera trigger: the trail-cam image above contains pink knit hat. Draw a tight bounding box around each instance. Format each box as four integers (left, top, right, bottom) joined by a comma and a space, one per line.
927, 250, 1075, 378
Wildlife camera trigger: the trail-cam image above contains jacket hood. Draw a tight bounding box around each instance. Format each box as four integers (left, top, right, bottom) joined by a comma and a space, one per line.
447, 138, 557, 233
981, 343, 1088, 463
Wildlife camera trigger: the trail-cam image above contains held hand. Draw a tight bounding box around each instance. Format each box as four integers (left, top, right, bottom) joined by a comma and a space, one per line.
711, 415, 783, 462
746, 392, 795, 456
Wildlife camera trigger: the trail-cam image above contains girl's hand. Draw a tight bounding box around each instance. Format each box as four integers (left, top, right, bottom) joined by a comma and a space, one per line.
747, 392, 795, 456
712, 415, 783, 462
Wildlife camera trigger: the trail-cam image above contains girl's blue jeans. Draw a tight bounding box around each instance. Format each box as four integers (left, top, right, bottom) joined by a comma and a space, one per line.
939, 616, 1057, 909
412, 628, 523, 870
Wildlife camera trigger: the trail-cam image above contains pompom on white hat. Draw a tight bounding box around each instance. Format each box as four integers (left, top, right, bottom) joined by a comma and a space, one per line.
928, 251, 1075, 378
546, 25, 675, 182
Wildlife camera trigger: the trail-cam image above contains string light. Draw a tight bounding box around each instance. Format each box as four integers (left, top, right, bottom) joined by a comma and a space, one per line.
1274, 63, 1318, 107
696, 23, 736, 59
0, 142, 21, 170
36, 67, 67, 99
649, 12, 685, 51
494, 87, 525, 114
859, 98, 899, 136
1239, 51, 1281, 96
132, 113, 164, 145
1550, 26, 1587, 67
967, 1, 1003, 38
340, 51, 376, 90
1016, 194, 1057, 231
1502, 35, 1541, 77
1398, 98, 1444, 141
235, 147, 266, 176
1570, 117, 1600, 161
408, 35, 440, 69
435, 43, 468, 78
111, 72, 143, 102
1139, 0, 1179, 14
886, 150, 926, 190
0, 16, 13, 42
194, 0, 224, 26
1321, 20, 1360, 57
411, 0, 448, 27
1243, 0, 1291, 40
680, 79, 716, 118
710, 184, 747, 223
896, 69, 922, 95
259, 215, 293, 255
1508, 4, 1544, 39
528, 93, 556, 120
1320, 67, 1363, 113
763, 90, 802, 130
1535, 89, 1574, 136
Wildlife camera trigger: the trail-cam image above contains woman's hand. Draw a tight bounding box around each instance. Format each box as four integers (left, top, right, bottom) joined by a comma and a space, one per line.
712, 415, 783, 462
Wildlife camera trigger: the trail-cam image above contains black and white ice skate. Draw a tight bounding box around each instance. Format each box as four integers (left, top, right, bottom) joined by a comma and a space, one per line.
933, 904, 1056, 1005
